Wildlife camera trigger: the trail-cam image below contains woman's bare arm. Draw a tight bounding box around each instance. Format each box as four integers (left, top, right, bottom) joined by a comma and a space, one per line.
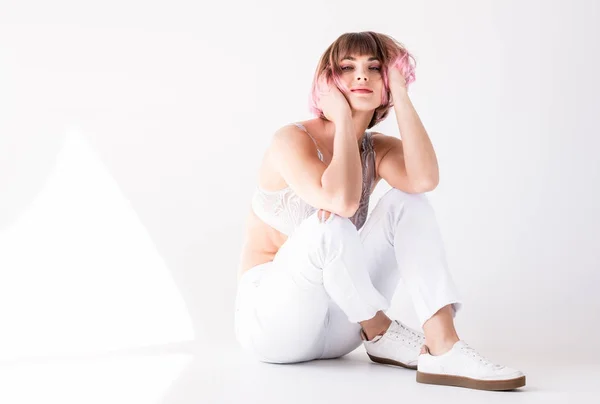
271, 121, 362, 218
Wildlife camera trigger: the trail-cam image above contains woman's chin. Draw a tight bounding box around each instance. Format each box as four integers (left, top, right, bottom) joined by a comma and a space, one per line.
349, 103, 380, 113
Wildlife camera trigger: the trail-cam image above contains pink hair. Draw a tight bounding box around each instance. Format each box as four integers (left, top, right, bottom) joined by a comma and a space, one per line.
308, 31, 416, 129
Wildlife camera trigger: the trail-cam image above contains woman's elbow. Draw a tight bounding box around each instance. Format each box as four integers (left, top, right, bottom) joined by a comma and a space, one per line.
410, 177, 439, 193
336, 199, 360, 218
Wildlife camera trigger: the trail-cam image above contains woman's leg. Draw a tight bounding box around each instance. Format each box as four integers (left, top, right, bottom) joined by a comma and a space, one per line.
319, 187, 462, 361
234, 209, 389, 364
326, 187, 525, 390
360, 188, 462, 330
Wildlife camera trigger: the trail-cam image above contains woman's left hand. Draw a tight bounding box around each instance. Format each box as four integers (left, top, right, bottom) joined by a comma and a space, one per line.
387, 61, 408, 96
387, 50, 415, 99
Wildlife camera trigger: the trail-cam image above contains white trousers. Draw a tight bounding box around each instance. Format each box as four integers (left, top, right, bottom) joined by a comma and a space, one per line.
234, 188, 462, 364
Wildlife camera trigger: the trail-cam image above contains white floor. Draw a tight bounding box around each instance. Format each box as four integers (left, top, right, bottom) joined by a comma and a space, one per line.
1, 342, 598, 403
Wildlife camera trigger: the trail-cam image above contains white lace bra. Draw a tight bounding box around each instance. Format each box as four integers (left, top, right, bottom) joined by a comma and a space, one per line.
251, 123, 376, 237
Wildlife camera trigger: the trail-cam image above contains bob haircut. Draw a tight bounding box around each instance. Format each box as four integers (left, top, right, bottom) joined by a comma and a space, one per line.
308, 31, 416, 129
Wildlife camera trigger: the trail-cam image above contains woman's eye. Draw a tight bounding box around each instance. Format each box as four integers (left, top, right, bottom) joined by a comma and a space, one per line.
341, 66, 381, 71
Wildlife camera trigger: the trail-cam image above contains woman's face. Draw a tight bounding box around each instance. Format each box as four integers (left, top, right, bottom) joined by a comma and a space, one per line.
337, 54, 385, 112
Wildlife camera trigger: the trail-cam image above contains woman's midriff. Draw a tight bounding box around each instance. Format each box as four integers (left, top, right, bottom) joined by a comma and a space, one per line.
238, 208, 288, 276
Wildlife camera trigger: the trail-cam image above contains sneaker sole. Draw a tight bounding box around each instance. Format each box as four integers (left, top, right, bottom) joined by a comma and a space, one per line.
416, 371, 526, 391
366, 353, 417, 370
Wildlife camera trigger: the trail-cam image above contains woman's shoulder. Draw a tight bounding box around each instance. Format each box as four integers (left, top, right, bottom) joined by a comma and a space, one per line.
270, 119, 322, 146
283, 119, 322, 136
369, 131, 399, 153
265, 120, 325, 163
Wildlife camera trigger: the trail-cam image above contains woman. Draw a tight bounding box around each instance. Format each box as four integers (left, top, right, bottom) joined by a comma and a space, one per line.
234, 31, 525, 391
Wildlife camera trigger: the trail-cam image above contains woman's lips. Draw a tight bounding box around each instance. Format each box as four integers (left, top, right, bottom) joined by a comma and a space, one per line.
351, 89, 373, 94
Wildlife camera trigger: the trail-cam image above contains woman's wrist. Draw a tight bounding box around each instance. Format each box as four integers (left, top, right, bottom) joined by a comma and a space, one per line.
391, 88, 409, 104
333, 114, 355, 133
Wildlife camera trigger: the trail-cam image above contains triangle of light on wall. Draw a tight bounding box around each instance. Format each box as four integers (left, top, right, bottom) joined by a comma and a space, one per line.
0, 129, 195, 360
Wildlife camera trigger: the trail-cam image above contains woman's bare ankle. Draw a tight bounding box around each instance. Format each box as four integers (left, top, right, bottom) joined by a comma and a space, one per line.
422, 304, 460, 355
359, 311, 392, 341
424, 335, 459, 355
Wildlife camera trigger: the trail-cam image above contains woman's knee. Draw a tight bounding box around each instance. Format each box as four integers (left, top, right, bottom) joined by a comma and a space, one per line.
378, 187, 434, 215
331, 214, 357, 230
381, 187, 430, 204
309, 209, 357, 234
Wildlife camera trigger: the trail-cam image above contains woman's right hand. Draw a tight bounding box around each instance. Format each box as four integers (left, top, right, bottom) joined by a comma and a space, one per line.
318, 209, 334, 222
316, 76, 351, 123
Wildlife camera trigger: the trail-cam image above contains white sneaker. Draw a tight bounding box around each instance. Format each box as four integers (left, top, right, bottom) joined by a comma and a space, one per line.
417, 341, 526, 391
361, 319, 425, 370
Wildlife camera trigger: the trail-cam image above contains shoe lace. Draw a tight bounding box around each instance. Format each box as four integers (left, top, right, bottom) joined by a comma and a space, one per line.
460, 343, 505, 369
389, 320, 425, 348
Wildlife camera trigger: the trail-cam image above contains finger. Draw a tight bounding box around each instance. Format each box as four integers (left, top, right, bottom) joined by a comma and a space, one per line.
318, 209, 333, 222
318, 75, 331, 92
317, 75, 327, 89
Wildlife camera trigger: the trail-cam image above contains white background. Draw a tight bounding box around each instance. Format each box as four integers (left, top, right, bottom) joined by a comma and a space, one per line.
1, 1, 599, 401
